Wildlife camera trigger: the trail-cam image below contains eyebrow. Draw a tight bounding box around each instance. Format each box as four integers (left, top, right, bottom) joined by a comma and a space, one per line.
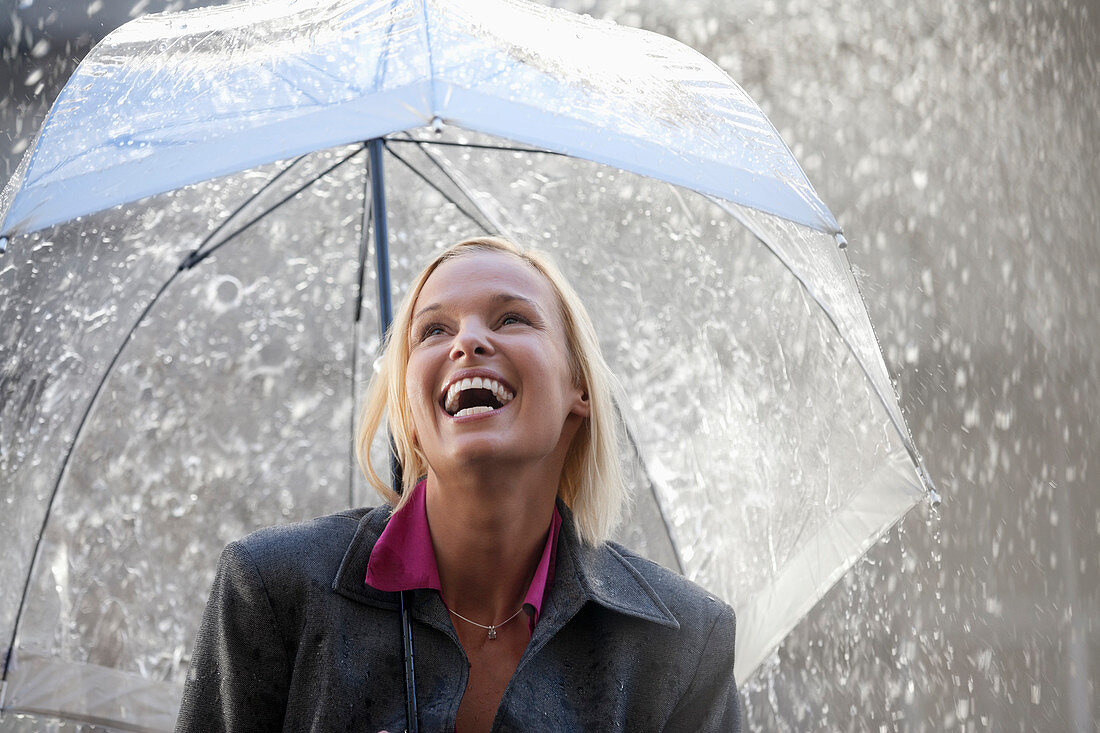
412, 292, 544, 321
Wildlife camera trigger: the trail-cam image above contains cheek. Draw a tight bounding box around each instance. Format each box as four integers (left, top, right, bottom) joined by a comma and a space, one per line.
405, 354, 429, 401
402, 366, 428, 434
406, 382, 430, 421
550, 346, 579, 390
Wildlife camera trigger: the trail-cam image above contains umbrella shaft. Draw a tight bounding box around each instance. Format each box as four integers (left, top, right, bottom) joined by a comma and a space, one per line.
368, 138, 394, 336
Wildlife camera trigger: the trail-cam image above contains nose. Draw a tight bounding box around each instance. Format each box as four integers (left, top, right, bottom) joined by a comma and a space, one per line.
449, 319, 495, 361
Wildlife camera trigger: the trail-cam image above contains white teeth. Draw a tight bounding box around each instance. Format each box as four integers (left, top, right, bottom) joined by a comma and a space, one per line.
455, 405, 493, 417
444, 376, 516, 415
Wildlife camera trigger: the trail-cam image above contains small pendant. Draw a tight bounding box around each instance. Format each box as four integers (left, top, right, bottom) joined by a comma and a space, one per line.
488, 626, 497, 640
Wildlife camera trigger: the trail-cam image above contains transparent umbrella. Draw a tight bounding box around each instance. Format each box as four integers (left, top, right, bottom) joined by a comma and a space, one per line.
0, 0, 935, 729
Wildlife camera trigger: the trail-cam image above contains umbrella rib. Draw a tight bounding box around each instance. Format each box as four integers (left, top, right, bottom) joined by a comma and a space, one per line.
181, 146, 365, 271
355, 169, 373, 326
348, 154, 373, 508
403, 139, 513, 236
192, 153, 308, 257
2, 271, 180, 684
420, 0, 438, 118
386, 137, 567, 157
707, 195, 938, 500
372, 0, 404, 93
616, 401, 686, 576
381, 142, 492, 235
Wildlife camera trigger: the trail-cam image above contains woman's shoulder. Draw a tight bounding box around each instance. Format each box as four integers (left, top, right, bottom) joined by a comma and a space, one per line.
598, 543, 740, 729
235, 506, 372, 549
602, 541, 736, 633
223, 506, 388, 589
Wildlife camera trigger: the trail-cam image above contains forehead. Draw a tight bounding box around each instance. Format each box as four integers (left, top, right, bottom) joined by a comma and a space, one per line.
415, 251, 559, 314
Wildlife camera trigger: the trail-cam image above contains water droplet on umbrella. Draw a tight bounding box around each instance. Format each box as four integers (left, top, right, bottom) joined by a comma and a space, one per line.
215, 277, 240, 304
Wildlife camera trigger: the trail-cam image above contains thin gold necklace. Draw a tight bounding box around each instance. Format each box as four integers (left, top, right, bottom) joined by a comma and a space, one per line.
448, 605, 525, 640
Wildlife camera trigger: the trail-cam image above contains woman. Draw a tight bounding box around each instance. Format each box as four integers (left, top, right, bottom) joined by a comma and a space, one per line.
176, 237, 741, 732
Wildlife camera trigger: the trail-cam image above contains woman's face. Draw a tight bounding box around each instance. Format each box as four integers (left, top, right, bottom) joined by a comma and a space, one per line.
405, 251, 589, 475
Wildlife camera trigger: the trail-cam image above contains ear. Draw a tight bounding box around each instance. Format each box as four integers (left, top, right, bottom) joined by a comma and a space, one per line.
570, 387, 591, 419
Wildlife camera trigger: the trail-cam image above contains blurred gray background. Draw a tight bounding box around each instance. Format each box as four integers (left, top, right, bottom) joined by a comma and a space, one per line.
2, 0, 1097, 729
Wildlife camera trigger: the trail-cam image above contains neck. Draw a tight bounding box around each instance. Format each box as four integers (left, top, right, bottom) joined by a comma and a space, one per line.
424, 462, 559, 622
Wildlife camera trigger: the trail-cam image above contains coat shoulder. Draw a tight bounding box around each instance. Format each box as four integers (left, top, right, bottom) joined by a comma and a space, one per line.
606, 541, 735, 631
236, 506, 369, 553
228, 506, 381, 588
594, 542, 741, 731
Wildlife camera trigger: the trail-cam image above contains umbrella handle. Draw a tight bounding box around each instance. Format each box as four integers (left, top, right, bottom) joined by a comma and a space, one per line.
400, 590, 419, 733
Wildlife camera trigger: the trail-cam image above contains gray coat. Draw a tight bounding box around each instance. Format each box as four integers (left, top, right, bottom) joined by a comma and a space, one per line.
175, 503, 741, 732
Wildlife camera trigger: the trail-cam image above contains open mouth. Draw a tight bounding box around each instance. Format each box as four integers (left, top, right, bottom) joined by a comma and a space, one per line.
443, 376, 515, 418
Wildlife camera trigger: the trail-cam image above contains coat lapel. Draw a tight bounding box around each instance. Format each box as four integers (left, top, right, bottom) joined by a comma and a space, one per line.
330, 501, 680, 645
524, 502, 680, 659
331, 505, 399, 609
329, 504, 462, 641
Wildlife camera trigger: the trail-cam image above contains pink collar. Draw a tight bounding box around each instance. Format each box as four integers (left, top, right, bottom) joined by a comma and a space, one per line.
364, 480, 561, 634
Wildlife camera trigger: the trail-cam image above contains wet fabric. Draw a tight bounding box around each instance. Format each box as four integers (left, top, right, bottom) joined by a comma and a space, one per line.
175, 502, 741, 732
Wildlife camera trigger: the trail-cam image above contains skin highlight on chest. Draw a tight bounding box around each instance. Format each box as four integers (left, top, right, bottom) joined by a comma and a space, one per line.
454, 618, 530, 733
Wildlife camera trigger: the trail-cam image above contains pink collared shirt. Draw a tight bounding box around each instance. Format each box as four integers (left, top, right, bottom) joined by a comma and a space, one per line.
364, 480, 561, 635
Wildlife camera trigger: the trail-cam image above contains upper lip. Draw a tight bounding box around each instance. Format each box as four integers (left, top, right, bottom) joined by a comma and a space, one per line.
438, 368, 516, 407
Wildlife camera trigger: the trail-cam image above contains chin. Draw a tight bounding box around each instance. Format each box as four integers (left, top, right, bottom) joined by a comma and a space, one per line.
449, 442, 521, 466
437, 439, 556, 472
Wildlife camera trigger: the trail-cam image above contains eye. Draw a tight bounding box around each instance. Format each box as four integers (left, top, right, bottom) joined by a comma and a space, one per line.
418, 323, 446, 341
500, 313, 528, 327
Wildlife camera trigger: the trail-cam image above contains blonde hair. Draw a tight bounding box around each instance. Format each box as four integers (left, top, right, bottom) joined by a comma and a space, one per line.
356, 236, 625, 545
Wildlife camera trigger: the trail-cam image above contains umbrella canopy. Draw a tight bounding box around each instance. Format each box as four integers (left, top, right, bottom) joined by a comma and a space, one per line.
0, 0, 934, 729
0, 0, 839, 237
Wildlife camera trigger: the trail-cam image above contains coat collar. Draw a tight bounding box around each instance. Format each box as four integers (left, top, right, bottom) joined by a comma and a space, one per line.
331, 501, 679, 636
